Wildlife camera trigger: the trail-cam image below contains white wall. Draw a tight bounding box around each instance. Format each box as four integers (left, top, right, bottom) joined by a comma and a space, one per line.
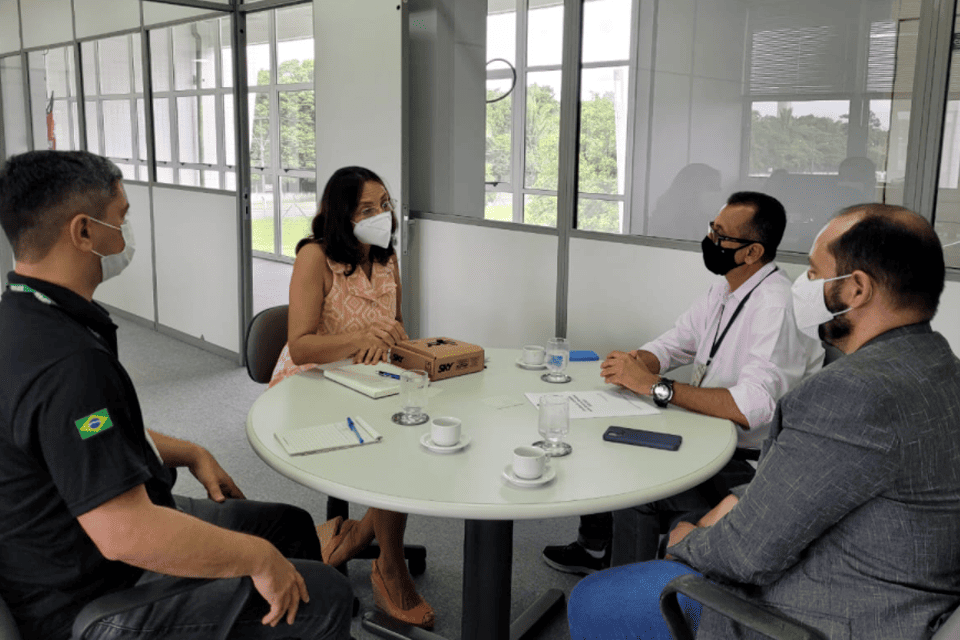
142, 3, 215, 27
409, 219, 557, 348
20, 0, 72, 48
94, 183, 155, 320
153, 187, 239, 353
74, 0, 140, 39
0, 0, 21, 54
313, 1, 402, 209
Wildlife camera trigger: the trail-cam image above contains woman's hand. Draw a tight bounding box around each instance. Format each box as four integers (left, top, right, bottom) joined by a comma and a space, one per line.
351, 321, 401, 364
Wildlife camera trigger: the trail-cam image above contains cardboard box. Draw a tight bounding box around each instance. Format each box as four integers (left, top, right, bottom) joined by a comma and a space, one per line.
389, 337, 484, 381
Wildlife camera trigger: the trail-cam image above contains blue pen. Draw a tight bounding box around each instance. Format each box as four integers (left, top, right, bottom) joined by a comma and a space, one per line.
378, 371, 401, 380
346, 417, 364, 443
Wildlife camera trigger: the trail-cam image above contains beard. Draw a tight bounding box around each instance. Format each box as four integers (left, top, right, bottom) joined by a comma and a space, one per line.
818, 279, 852, 344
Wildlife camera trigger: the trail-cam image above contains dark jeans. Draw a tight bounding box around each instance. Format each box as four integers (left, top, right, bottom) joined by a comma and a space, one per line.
574, 459, 756, 566
81, 496, 353, 640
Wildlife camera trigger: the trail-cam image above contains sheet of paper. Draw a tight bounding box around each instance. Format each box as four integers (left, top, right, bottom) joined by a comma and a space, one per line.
524, 389, 660, 419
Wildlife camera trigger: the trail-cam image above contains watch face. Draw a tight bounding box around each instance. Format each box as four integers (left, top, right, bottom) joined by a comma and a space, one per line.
653, 383, 669, 400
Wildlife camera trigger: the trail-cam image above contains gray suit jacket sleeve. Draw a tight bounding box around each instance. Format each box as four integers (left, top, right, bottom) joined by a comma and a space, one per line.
669, 366, 899, 585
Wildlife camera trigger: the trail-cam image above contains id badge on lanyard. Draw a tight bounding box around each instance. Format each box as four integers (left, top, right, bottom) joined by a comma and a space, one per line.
691, 361, 708, 388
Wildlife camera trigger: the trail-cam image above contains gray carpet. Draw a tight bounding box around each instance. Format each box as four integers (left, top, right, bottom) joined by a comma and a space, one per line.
117, 316, 583, 639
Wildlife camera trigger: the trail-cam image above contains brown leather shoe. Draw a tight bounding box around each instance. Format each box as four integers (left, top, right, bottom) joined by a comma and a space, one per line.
370, 558, 435, 629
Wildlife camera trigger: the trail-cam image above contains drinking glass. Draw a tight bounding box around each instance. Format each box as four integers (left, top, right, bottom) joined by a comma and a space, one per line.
533, 394, 572, 457
542, 337, 571, 383
392, 369, 429, 425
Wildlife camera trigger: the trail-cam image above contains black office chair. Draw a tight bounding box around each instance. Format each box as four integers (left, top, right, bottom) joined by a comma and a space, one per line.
243, 305, 427, 577
0, 576, 251, 640
660, 572, 960, 640
659, 574, 825, 640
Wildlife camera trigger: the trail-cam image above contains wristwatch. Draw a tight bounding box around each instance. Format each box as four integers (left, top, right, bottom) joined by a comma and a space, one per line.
651, 377, 675, 408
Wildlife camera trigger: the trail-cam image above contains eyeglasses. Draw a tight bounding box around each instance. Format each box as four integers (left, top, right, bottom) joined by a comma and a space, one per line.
357, 199, 397, 218
707, 221, 759, 247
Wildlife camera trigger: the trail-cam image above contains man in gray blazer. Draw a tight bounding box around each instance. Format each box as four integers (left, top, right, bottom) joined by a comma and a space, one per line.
567, 203, 960, 639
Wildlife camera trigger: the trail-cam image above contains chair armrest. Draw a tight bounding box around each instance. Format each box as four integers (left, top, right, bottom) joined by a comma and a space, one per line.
931, 605, 960, 640
71, 576, 252, 640
659, 574, 827, 640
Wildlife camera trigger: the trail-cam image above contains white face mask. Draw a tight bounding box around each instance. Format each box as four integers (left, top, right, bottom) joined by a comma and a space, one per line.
791, 271, 852, 340
353, 211, 393, 249
90, 217, 135, 282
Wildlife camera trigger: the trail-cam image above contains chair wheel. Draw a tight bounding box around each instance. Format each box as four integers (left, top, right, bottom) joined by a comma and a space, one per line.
409, 556, 426, 576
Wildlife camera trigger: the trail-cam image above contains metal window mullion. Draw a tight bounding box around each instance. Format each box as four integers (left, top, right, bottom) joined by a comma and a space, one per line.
74, 43, 89, 151
232, 7, 254, 360
269, 10, 282, 257
514, 0, 528, 223
215, 20, 227, 188
621, 0, 641, 234
554, 0, 583, 338
141, 23, 158, 184
904, 0, 958, 219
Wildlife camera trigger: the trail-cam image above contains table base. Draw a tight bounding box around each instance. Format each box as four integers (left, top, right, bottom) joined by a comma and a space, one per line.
361, 520, 566, 640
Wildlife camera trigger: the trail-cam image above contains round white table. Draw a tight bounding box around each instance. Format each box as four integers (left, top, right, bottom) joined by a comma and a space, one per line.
247, 348, 737, 640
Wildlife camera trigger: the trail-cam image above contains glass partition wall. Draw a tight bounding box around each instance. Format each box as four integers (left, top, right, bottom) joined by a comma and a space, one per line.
475, 0, 951, 263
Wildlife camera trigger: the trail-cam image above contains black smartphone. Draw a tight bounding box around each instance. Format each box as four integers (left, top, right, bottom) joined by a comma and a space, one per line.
602, 426, 682, 451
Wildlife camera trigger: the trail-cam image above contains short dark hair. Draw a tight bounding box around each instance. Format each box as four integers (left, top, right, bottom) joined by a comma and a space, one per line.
726, 191, 787, 262
296, 166, 396, 275
0, 150, 123, 261
829, 203, 945, 318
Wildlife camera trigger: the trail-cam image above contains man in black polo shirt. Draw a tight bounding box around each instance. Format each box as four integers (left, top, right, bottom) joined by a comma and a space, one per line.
0, 150, 353, 639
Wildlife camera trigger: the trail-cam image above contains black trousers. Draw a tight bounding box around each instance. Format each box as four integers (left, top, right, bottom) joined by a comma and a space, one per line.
574, 459, 756, 566
81, 496, 354, 640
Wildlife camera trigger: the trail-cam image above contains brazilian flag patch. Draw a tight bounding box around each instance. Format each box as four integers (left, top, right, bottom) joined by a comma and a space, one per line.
74, 409, 114, 440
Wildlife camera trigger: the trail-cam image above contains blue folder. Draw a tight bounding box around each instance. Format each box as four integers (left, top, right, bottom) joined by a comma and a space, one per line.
570, 350, 600, 362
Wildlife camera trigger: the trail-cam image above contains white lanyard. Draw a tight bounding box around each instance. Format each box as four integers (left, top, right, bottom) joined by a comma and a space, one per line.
8, 283, 55, 306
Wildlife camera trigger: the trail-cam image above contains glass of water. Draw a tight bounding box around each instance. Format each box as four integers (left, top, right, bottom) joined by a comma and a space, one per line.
534, 394, 572, 457
392, 369, 429, 425
542, 337, 571, 383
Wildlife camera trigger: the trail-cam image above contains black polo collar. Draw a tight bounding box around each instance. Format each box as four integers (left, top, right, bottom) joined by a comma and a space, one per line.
5, 272, 118, 355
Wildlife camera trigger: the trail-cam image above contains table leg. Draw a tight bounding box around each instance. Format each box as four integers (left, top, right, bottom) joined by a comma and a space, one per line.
362, 519, 564, 640
462, 520, 513, 640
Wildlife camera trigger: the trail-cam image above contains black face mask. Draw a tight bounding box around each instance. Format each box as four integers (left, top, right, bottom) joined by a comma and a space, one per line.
701, 235, 751, 275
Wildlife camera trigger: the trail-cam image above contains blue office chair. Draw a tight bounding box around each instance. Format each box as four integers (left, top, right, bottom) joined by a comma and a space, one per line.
660, 573, 960, 640
243, 305, 427, 577
0, 576, 251, 640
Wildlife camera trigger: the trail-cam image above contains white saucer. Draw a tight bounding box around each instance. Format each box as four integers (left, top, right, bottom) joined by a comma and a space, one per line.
420, 432, 471, 453
502, 464, 556, 487
515, 357, 547, 370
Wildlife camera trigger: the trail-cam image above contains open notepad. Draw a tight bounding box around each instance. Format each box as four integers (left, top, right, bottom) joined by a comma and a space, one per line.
275, 416, 383, 456
323, 362, 406, 398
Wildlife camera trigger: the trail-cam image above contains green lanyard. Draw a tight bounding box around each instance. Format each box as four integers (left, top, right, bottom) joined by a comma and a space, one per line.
7, 283, 55, 306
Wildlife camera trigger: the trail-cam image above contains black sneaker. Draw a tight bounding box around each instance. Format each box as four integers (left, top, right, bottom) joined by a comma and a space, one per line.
542, 541, 610, 575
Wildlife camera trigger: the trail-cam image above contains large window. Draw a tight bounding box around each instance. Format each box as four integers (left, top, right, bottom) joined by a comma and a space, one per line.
486, 0, 566, 227
484, 0, 925, 255
247, 4, 316, 260
935, 5, 960, 269
1, 55, 29, 157
28, 46, 79, 152
150, 17, 235, 189
81, 33, 148, 182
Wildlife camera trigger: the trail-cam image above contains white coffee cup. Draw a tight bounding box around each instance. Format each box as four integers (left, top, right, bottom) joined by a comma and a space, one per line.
430, 416, 462, 446
513, 445, 546, 479
522, 345, 545, 365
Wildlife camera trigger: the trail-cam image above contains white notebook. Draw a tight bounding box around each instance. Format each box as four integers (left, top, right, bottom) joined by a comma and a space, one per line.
323, 363, 405, 398
275, 416, 383, 456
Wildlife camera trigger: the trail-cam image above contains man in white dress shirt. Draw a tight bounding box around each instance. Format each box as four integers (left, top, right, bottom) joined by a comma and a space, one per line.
543, 191, 824, 574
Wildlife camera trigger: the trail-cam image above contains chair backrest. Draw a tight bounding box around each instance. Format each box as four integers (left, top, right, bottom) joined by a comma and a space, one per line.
244, 305, 290, 384
0, 593, 23, 640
